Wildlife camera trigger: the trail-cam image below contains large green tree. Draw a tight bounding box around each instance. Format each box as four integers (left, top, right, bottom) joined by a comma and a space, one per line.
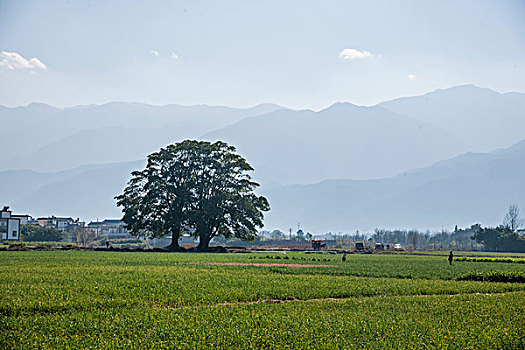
116, 140, 269, 251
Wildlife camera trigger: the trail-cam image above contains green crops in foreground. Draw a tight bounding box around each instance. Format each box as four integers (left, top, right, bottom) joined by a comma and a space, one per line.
1, 251, 525, 349
2, 293, 524, 349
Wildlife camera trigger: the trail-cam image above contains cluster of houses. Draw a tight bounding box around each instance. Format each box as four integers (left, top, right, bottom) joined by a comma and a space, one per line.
0, 206, 132, 242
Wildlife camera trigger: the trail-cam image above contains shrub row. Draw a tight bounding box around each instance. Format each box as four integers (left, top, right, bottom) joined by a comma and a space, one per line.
248, 255, 333, 262
457, 271, 525, 283
455, 257, 525, 264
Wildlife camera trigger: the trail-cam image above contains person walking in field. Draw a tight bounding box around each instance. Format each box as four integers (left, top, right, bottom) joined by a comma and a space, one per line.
448, 250, 453, 265
342, 252, 347, 262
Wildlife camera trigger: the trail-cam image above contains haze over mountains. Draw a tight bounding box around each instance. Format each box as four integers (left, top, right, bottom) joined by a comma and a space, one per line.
264, 139, 525, 232
0, 161, 144, 220
1, 84, 524, 231
0, 102, 283, 171
202, 102, 466, 184
379, 85, 525, 152
1, 140, 523, 232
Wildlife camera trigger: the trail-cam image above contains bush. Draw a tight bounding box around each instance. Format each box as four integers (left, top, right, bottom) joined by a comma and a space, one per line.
457, 271, 525, 283
455, 257, 525, 264
93, 238, 149, 250
20, 225, 68, 242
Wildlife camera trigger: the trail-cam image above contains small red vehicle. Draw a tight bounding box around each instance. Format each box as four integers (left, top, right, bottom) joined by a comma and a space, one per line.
311, 240, 326, 251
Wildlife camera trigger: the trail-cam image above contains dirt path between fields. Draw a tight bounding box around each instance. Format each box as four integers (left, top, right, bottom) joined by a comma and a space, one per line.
178, 262, 338, 268
153, 291, 515, 311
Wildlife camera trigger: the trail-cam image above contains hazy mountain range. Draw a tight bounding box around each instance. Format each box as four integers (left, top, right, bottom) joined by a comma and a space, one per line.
0, 102, 283, 171
1, 140, 523, 232
202, 102, 466, 184
379, 85, 525, 152
264, 139, 525, 232
0, 84, 524, 231
0, 161, 144, 221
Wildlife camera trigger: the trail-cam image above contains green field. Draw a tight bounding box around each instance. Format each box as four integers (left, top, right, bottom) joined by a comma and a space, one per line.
1, 250, 524, 349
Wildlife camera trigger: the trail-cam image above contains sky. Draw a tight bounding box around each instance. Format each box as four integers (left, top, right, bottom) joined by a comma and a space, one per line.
0, 0, 524, 110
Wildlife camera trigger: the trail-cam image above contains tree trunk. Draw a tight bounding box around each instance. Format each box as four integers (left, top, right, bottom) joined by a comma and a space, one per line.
166, 227, 181, 251
197, 234, 212, 251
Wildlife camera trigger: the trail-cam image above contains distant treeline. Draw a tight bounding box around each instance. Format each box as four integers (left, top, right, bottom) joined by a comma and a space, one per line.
371, 225, 483, 251
252, 226, 485, 251
257, 223, 525, 253
359, 224, 525, 252
367, 224, 525, 252
471, 226, 525, 253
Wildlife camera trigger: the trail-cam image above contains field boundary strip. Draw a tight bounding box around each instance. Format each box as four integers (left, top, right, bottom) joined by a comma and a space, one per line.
176, 262, 338, 268
152, 290, 520, 311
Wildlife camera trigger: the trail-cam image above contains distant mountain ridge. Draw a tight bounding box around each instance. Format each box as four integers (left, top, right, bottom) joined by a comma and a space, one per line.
1, 140, 523, 230
2, 84, 524, 177
0, 160, 144, 219
1, 84, 524, 231
0, 102, 285, 171
264, 139, 525, 232
379, 85, 525, 152
203, 102, 467, 184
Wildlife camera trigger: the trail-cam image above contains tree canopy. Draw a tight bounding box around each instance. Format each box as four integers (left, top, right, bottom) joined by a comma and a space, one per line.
115, 140, 270, 251
20, 225, 68, 242
471, 225, 525, 252
471, 205, 525, 252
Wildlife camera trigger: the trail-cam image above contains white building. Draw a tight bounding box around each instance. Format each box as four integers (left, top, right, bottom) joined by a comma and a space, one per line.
11, 214, 32, 225
37, 216, 78, 230
87, 219, 132, 239
0, 206, 20, 241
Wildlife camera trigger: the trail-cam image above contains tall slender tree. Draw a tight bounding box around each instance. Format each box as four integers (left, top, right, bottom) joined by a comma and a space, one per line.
503, 204, 523, 232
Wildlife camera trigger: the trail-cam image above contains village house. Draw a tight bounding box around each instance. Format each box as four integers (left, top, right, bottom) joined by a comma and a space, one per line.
11, 214, 32, 225
33, 216, 86, 242
37, 216, 77, 230
87, 219, 132, 239
0, 206, 20, 241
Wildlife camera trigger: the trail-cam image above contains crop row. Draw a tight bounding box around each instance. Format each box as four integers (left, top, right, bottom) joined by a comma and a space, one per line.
2, 261, 525, 317
457, 271, 525, 283
455, 256, 525, 264
2, 292, 524, 349
3, 250, 525, 280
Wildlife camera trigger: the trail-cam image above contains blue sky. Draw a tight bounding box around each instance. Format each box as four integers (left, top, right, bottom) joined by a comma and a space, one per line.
0, 0, 524, 109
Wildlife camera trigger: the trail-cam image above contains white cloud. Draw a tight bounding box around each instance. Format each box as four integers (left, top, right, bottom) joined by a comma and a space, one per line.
150, 50, 160, 57
0, 51, 47, 70
339, 48, 372, 60
408, 74, 416, 80
170, 52, 179, 59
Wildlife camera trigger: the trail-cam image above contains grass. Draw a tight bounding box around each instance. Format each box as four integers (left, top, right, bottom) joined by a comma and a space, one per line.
1, 250, 524, 349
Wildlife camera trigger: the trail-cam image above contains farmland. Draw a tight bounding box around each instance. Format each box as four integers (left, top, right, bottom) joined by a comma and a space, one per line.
1, 250, 525, 349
